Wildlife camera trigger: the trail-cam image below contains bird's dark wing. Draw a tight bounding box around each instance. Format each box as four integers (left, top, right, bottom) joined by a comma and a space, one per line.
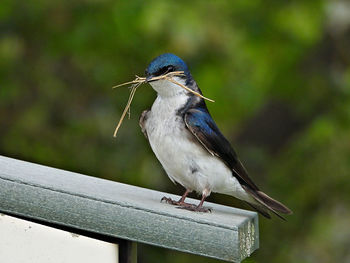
184, 108, 259, 191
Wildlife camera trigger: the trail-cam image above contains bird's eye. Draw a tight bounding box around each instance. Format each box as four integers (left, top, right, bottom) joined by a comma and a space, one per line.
166, 65, 174, 72
155, 65, 174, 76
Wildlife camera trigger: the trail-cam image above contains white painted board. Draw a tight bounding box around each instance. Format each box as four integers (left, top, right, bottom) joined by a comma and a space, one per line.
0, 214, 118, 263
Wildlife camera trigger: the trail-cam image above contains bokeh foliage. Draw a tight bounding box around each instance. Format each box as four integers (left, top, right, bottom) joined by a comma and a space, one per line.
1, 0, 350, 262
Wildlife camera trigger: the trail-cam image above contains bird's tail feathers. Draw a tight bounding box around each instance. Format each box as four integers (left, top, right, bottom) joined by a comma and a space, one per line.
256, 190, 292, 214
244, 202, 271, 219
243, 186, 292, 220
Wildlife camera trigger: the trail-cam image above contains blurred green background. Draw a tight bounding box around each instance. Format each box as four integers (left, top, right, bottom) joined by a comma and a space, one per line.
1, 0, 350, 262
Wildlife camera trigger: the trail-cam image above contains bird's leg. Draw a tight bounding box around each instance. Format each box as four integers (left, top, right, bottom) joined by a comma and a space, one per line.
161, 189, 194, 207
177, 189, 191, 204
193, 193, 212, 212
177, 190, 212, 213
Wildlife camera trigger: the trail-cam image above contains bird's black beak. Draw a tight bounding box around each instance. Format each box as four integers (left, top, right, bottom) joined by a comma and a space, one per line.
146, 75, 155, 83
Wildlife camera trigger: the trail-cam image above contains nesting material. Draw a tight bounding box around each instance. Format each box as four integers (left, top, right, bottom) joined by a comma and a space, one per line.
112, 71, 214, 137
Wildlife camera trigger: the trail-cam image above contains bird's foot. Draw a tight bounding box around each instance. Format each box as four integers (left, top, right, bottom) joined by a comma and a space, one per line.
177, 205, 212, 213
161, 196, 195, 208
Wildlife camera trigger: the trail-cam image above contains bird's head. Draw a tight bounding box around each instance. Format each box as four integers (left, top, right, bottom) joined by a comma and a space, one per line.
145, 53, 193, 97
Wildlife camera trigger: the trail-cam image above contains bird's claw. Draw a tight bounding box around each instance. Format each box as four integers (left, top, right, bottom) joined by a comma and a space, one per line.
161, 196, 212, 213
161, 196, 178, 205
176, 205, 212, 213
160, 196, 195, 208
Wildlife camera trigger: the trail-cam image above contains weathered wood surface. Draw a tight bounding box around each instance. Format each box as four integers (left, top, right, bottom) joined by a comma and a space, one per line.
0, 155, 259, 262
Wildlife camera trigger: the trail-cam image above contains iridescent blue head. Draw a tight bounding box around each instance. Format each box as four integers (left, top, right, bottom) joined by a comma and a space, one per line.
145, 53, 190, 81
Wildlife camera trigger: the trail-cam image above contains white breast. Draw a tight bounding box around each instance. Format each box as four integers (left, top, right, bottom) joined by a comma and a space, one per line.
145, 79, 252, 201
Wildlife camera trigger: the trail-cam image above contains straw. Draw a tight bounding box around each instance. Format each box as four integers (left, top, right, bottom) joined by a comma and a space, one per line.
112, 71, 215, 137
113, 83, 140, 137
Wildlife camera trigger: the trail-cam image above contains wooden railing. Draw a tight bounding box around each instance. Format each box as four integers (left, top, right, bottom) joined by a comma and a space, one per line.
0, 155, 259, 262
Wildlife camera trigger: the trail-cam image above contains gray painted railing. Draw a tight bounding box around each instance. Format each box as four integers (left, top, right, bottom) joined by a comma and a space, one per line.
0, 155, 259, 262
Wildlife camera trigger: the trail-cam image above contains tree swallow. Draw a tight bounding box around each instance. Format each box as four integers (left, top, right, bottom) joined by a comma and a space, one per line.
139, 53, 292, 219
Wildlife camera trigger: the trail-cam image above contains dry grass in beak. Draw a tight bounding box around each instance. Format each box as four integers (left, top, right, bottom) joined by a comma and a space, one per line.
112, 82, 141, 137
112, 71, 215, 137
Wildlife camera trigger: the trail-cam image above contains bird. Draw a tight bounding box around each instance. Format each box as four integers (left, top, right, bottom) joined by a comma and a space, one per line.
139, 53, 292, 219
